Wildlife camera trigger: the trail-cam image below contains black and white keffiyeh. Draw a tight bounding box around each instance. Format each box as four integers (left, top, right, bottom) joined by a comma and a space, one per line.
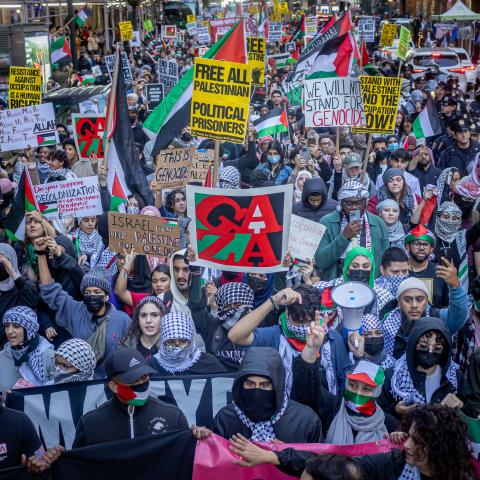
435, 201, 462, 243
375, 274, 409, 299
3, 306, 45, 383
153, 312, 201, 373
398, 465, 421, 480
216, 282, 254, 319
219, 166, 241, 189
74, 227, 105, 267
233, 393, 289, 442
337, 180, 369, 202
54, 339, 96, 383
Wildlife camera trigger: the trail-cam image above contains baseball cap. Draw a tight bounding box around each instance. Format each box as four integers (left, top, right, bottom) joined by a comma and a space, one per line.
344, 152, 362, 168
441, 96, 456, 106
105, 348, 156, 383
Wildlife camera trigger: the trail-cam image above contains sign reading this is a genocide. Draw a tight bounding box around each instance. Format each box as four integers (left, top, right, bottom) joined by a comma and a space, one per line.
304, 77, 365, 128
108, 212, 180, 259
352, 76, 402, 135
247, 36, 266, 86
191, 58, 251, 143
155, 147, 194, 189
8, 66, 42, 109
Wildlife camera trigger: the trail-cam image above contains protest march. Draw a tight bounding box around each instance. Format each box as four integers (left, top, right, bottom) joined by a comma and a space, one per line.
4, 2, 480, 479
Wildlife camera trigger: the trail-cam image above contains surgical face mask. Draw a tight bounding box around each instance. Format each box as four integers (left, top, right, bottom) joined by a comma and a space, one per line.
267, 154, 281, 165
387, 143, 399, 152
364, 336, 385, 356
348, 269, 371, 284
247, 276, 268, 296
83, 294, 106, 313
415, 350, 442, 369
117, 381, 150, 407
239, 387, 276, 422
127, 205, 140, 214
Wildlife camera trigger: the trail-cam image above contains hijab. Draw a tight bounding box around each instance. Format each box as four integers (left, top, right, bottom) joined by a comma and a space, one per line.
376, 199, 405, 247
0, 243, 19, 291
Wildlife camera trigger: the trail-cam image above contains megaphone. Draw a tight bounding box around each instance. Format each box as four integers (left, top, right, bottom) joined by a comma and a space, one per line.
331, 281, 374, 332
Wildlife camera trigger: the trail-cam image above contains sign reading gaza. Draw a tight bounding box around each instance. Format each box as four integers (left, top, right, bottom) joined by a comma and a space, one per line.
187, 185, 292, 273
191, 58, 251, 143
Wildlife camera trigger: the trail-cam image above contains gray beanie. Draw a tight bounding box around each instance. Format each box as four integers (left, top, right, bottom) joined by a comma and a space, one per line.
80, 268, 112, 295
382, 167, 404, 186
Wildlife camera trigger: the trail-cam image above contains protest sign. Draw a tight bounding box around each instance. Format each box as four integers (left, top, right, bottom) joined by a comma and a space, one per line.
72, 114, 105, 162
33, 176, 102, 220
119, 21, 134, 41
305, 17, 317, 36
268, 52, 290, 68
285, 41, 296, 52
0, 103, 59, 153
268, 22, 283, 42
288, 214, 326, 262
191, 58, 251, 143
144, 19, 154, 32
8, 66, 42, 109
7, 374, 235, 449
397, 26, 411, 61
247, 36, 266, 86
209, 18, 237, 39
146, 83, 164, 112
352, 76, 402, 135
155, 147, 194, 189
187, 185, 292, 273
163, 25, 177, 38
197, 26, 211, 44
105, 52, 133, 84
189, 149, 214, 184
358, 17, 375, 43
187, 15, 196, 23
379, 23, 396, 47
187, 21, 198, 35
108, 212, 181, 259
78, 100, 99, 114
129, 30, 141, 47
158, 59, 179, 94
304, 77, 365, 128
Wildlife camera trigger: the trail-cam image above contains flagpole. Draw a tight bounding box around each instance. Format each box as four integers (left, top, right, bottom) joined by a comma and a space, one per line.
360, 134, 372, 184
213, 140, 221, 187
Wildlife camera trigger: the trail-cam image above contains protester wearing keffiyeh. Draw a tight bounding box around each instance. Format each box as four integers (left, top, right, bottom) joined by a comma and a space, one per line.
216, 282, 254, 330
53, 338, 96, 383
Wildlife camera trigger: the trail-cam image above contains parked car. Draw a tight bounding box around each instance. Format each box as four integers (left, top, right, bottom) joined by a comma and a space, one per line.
450, 47, 476, 87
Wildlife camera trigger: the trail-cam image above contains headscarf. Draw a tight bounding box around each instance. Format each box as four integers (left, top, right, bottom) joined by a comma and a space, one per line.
54, 339, 96, 383
455, 176, 480, 200
435, 201, 462, 243
3, 306, 46, 383
244, 273, 275, 308
342, 246, 375, 288
219, 166, 241, 189
411, 145, 435, 166
405, 89, 424, 115
0, 243, 19, 291
376, 199, 405, 247
471, 152, 480, 186
153, 312, 201, 373
216, 282, 254, 320
337, 180, 369, 201
140, 206, 161, 216
294, 170, 312, 201
436, 167, 458, 204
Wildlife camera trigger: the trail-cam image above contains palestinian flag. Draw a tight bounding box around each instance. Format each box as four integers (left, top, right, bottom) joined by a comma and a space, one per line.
253, 108, 289, 137
78, 74, 95, 85
291, 14, 305, 43
304, 11, 352, 54
144, 19, 248, 158
36, 132, 58, 146
4, 169, 39, 242
75, 7, 91, 27
413, 100, 442, 138
307, 33, 354, 79
50, 36, 71, 64
344, 389, 377, 416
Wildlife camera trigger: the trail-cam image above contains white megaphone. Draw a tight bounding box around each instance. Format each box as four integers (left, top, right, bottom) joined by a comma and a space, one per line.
331, 281, 374, 332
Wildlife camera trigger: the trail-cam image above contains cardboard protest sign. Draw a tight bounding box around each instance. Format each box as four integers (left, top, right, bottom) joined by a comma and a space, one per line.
379, 23, 396, 47
33, 176, 102, 220
268, 22, 283, 42
155, 147, 194, 189
304, 77, 365, 128
358, 17, 375, 43
187, 22, 198, 36
352, 76, 402, 135
189, 149, 214, 184
0, 103, 59, 153
247, 37, 266, 86
191, 58, 251, 143
187, 185, 293, 273
144, 19, 154, 33
158, 59, 179, 94
108, 212, 180, 259
72, 114, 105, 162
288, 214, 326, 262
163, 25, 177, 38
105, 52, 133, 84
197, 26, 211, 45
146, 83, 164, 112
397, 26, 411, 61
119, 21, 134, 41
8, 66, 42, 109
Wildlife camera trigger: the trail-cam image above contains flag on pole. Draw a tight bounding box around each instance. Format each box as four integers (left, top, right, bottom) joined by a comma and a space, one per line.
78, 74, 95, 85
75, 7, 91, 27
50, 36, 72, 63
291, 14, 305, 44
253, 108, 289, 137
413, 101, 443, 138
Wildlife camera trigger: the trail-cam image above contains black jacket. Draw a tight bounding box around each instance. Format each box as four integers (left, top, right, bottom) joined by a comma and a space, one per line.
292, 177, 337, 223
213, 347, 323, 443
72, 394, 189, 448
438, 141, 480, 175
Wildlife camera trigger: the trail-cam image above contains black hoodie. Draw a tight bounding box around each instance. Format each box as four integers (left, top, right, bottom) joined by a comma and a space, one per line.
292, 177, 338, 223
212, 347, 322, 443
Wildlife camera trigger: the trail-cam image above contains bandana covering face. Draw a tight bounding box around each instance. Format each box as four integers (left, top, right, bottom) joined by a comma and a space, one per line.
153, 313, 201, 373
117, 381, 150, 406
285, 318, 308, 339
216, 282, 254, 320
54, 339, 96, 383
375, 274, 409, 298
435, 201, 462, 243
344, 390, 377, 416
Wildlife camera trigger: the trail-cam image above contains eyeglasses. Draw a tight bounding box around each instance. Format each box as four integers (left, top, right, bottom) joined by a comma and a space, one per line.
342, 200, 365, 208
410, 241, 431, 250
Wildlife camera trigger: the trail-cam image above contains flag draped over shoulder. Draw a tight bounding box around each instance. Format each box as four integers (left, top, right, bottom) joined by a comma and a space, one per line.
144, 19, 248, 159
413, 100, 443, 138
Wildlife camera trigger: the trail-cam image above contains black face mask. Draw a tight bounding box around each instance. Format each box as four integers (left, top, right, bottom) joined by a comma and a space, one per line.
375, 151, 389, 162
83, 294, 106, 313
364, 336, 385, 356
348, 269, 371, 284
455, 197, 475, 218
222, 271, 238, 280
247, 276, 268, 296
58, 133, 68, 143
415, 350, 442, 369
221, 306, 251, 331
0, 262, 10, 282
239, 387, 276, 422
182, 133, 193, 142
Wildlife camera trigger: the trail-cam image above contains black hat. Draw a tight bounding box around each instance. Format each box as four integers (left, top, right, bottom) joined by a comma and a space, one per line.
414, 75, 426, 83
452, 119, 470, 133
436, 81, 447, 89
105, 348, 156, 383
470, 122, 480, 134
441, 96, 456, 106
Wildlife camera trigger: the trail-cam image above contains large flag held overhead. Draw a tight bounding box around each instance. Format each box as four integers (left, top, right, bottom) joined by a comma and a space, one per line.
144, 19, 248, 158
253, 108, 289, 137
413, 100, 443, 138
50, 36, 72, 64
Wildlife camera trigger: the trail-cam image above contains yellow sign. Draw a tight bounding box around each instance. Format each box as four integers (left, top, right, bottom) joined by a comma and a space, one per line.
119, 21, 134, 41
271, 12, 281, 21
187, 15, 196, 23
397, 26, 411, 61
191, 58, 251, 143
247, 36, 266, 86
278, 2, 289, 14
248, 5, 259, 14
379, 23, 396, 47
352, 76, 402, 135
8, 66, 42, 109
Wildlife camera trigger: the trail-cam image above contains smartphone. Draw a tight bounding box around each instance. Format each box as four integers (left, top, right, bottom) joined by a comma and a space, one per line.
350, 210, 361, 222
441, 247, 453, 262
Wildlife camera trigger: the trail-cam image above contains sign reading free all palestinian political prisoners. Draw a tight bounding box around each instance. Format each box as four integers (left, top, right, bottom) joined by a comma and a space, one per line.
72, 114, 105, 162
187, 185, 293, 273
6, 374, 235, 449
33, 176, 102, 220
0, 103, 59, 153
304, 77, 366, 128
352, 76, 402, 135
8, 66, 42, 109
108, 212, 180, 259
191, 58, 251, 144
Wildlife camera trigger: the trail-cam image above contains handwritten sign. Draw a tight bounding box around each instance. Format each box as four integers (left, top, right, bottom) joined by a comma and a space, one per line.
8, 66, 42, 109
119, 21, 134, 41
155, 148, 194, 189
288, 214, 326, 262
